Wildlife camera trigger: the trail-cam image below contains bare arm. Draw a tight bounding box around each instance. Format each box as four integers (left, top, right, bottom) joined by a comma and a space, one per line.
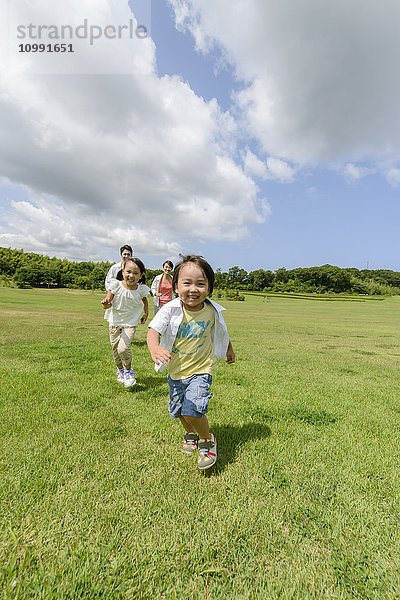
225, 339, 235, 364
140, 297, 149, 324
147, 328, 172, 365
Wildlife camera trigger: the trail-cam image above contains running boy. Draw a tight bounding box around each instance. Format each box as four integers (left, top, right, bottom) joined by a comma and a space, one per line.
102, 258, 149, 387
147, 255, 235, 470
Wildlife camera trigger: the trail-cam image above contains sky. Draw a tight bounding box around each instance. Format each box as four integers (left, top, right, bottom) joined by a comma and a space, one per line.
0, 0, 399, 272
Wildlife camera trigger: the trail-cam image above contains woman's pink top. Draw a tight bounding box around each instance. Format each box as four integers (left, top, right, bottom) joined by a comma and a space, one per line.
158, 277, 173, 305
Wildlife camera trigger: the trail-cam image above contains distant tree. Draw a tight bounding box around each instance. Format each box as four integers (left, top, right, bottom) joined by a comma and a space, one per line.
40, 267, 60, 287
247, 269, 274, 291
227, 266, 248, 288
76, 276, 92, 290
350, 276, 369, 294
145, 268, 162, 288
317, 265, 352, 293
15, 265, 41, 287
274, 267, 289, 283
90, 266, 107, 289
214, 268, 227, 289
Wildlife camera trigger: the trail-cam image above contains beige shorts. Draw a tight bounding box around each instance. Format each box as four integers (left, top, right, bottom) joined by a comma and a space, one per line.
109, 325, 136, 367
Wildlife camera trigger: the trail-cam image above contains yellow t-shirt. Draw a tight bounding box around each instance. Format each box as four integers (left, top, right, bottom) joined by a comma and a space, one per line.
168, 303, 215, 380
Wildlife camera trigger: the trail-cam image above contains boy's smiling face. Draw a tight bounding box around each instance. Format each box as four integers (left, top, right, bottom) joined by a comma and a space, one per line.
175, 262, 209, 311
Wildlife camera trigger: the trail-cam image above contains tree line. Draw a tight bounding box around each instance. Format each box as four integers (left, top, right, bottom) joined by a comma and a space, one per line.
0, 247, 399, 295
0, 247, 161, 291
215, 265, 400, 295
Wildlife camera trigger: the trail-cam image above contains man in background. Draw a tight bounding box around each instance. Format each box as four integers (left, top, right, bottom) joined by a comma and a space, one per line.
105, 245, 133, 290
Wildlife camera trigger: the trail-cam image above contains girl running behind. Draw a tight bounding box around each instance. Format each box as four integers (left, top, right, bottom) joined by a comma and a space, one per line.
102, 258, 149, 388
147, 255, 235, 470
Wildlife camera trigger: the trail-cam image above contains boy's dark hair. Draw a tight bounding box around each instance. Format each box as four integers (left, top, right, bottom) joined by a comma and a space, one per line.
117, 257, 146, 284
120, 244, 133, 256
172, 255, 214, 295
163, 260, 174, 269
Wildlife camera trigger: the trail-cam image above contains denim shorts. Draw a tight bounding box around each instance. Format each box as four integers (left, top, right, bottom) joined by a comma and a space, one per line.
167, 373, 213, 418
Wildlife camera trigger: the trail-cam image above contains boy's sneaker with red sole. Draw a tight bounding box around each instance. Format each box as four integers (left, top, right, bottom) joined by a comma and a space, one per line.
198, 434, 217, 470
182, 432, 199, 454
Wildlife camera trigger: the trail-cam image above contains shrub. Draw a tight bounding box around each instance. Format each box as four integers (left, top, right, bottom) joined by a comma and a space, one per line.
224, 289, 245, 301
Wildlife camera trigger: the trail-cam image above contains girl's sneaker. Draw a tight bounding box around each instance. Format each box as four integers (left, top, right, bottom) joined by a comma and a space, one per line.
198, 434, 217, 470
182, 433, 199, 454
124, 369, 136, 388
116, 369, 125, 383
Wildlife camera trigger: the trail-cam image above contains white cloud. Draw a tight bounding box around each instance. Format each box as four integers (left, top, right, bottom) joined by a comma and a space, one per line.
0, 0, 267, 261
266, 158, 296, 183
0, 196, 181, 261
168, 0, 400, 167
243, 149, 295, 183
343, 163, 374, 183
243, 149, 267, 179
386, 168, 400, 187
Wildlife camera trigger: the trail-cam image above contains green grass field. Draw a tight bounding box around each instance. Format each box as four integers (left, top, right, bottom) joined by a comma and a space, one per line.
1, 287, 400, 599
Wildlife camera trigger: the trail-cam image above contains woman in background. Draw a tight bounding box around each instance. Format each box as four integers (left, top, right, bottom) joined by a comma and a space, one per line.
151, 260, 174, 314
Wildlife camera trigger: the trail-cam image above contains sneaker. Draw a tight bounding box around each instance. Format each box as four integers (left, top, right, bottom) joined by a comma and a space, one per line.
116, 369, 125, 383
198, 434, 217, 470
124, 369, 136, 388
182, 433, 199, 454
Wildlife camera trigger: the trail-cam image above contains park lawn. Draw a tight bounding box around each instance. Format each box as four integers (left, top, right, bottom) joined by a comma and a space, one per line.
0, 287, 400, 599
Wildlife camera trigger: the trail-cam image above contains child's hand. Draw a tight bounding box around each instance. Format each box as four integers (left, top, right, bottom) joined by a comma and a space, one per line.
225, 342, 235, 364
102, 292, 114, 309
150, 346, 172, 366
101, 298, 112, 309
140, 313, 148, 324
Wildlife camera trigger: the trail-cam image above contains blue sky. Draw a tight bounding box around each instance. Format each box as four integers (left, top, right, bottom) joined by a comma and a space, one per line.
1, 0, 399, 272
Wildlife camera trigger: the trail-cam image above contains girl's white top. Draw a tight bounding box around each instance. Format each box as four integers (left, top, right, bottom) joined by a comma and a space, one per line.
104, 279, 150, 327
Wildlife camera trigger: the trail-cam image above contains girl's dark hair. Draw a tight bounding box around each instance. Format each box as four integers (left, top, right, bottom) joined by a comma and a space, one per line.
120, 244, 133, 255
117, 257, 146, 284
172, 255, 214, 295
163, 260, 174, 269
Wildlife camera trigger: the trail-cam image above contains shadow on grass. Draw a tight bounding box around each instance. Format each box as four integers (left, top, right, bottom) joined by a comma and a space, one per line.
250, 406, 339, 426
125, 374, 167, 393
211, 422, 271, 475
132, 340, 148, 348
